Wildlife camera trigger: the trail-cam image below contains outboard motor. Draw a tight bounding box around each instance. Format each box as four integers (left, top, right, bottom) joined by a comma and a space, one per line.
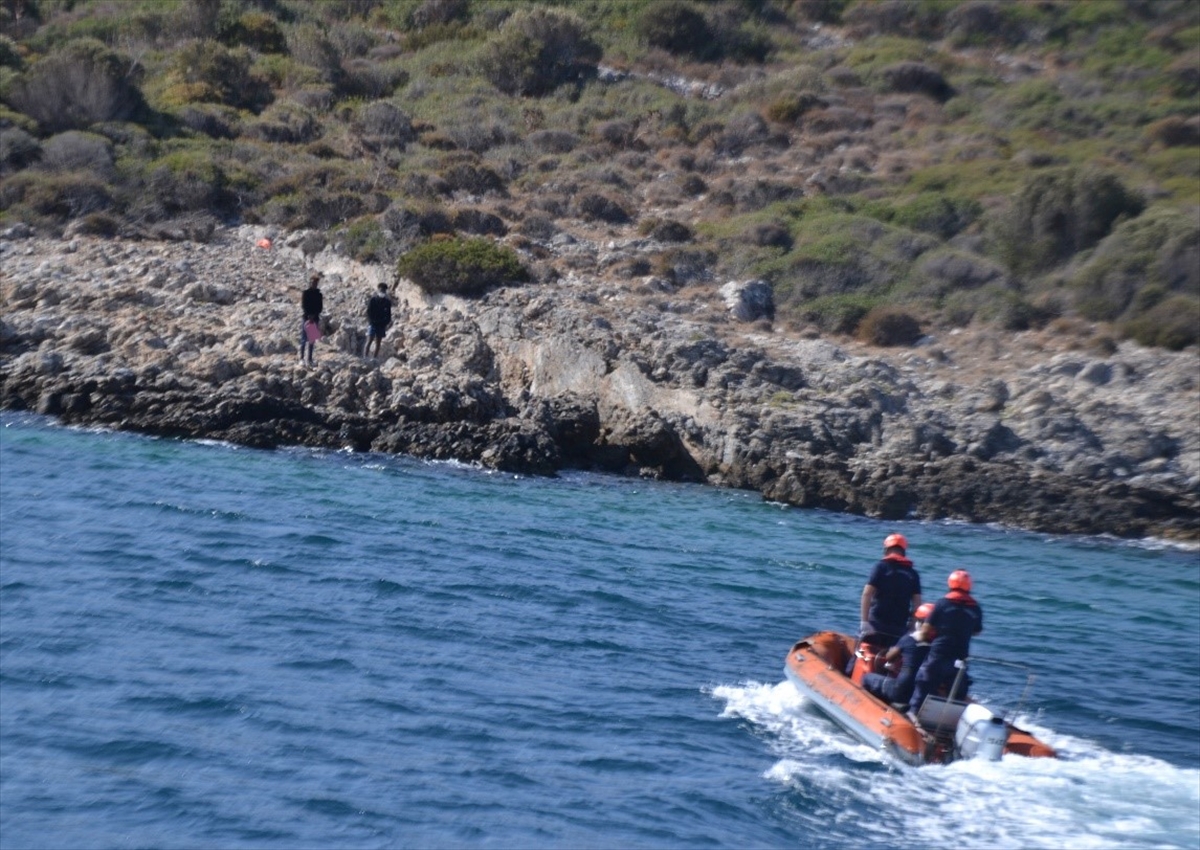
955, 703, 1009, 761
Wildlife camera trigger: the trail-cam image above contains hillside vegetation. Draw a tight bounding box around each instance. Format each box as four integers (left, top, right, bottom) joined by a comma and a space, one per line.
2, 0, 1197, 349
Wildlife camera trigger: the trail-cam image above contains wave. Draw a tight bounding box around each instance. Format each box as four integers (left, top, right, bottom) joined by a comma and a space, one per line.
712, 680, 1200, 850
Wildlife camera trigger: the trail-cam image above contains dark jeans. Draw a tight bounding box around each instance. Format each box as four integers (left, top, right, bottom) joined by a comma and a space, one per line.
909, 656, 970, 714
862, 671, 916, 705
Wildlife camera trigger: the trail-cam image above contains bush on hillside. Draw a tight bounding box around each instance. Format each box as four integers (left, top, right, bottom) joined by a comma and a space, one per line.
1123, 295, 1200, 350
440, 161, 506, 195
37, 130, 114, 177
396, 236, 529, 297
990, 167, 1145, 276
220, 11, 287, 54
639, 2, 716, 60
1144, 115, 1200, 148
339, 57, 410, 99
161, 40, 272, 112
857, 306, 922, 346
763, 91, 823, 124
945, 2, 1025, 48
1069, 205, 1199, 321
0, 126, 39, 170
747, 222, 793, 250
479, 7, 600, 97
880, 61, 953, 101
409, 0, 471, 30
888, 193, 981, 239
286, 24, 342, 86
174, 103, 241, 139
912, 249, 1007, 298
5, 39, 146, 133
352, 100, 414, 151
842, 0, 946, 39
577, 193, 630, 224
0, 170, 112, 221
335, 216, 392, 263
793, 293, 875, 335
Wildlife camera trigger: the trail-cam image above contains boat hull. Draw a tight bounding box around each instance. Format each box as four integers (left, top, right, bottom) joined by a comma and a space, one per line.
784, 631, 1055, 765
785, 631, 925, 764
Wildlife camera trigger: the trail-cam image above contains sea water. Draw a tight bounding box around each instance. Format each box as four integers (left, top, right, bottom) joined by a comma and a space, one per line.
2, 413, 1197, 849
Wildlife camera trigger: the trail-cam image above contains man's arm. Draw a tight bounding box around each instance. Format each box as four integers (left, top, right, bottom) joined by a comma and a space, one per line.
859, 585, 874, 629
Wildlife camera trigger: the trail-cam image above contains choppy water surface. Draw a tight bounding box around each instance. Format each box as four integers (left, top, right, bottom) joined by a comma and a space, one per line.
2, 414, 1197, 849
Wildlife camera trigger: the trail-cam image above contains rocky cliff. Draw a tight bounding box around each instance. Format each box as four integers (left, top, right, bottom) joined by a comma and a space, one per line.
2, 226, 1197, 543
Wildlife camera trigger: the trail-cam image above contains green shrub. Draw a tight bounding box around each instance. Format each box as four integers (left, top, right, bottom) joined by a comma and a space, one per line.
286, 24, 342, 86
1145, 115, 1200, 147
351, 100, 415, 151
336, 215, 392, 263
38, 130, 114, 177
0, 35, 22, 69
989, 167, 1145, 276
160, 40, 272, 112
72, 211, 121, 236
396, 236, 529, 297
577, 192, 630, 224
842, 0, 946, 39
5, 38, 146, 133
763, 91, 823, 124
1123, 295, 1200, 350
965, 287, 1053, 331
869, 193, 982, 239
880, 61, 952, 101
479, 7, 600, 96
857, 306, 922, 346
639, 2, 716, 60
0, 170, 112, 220
220, 11, 286, 54
0, 126, 40, 170
339, 57, 410, 99
791, 292, 876, 335
1070, 205, 1199, 321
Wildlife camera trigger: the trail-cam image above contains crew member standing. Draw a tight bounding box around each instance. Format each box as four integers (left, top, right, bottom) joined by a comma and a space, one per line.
908, 569, 983, 717
858, 533, 922, 648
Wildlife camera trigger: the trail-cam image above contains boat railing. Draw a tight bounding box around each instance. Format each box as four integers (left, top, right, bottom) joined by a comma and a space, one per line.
957, 656, 1039, 727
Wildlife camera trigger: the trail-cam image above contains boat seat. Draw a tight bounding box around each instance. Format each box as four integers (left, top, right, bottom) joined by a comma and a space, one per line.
916, 696, 968, 730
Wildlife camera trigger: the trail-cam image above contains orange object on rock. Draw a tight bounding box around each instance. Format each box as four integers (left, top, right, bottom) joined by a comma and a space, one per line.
256, 238, 272, 249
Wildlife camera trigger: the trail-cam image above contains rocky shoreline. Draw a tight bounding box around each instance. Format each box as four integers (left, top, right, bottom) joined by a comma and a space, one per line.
2, 226, 1197, 543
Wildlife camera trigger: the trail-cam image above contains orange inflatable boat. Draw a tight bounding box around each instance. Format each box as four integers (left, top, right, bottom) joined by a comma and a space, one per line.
784, 631, 1056, 766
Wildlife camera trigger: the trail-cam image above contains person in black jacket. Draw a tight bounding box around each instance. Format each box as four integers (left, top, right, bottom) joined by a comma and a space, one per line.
363, 283, 393, 359
862, 601, 934, 707
908, 569, 983, 717
858, 533, 922, 648
300, 273, 324, 366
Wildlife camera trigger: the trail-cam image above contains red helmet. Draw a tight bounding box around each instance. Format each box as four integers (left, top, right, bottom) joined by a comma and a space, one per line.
883, 533, 908, 552
914, 602, 935, 620
948, 569, 972, 591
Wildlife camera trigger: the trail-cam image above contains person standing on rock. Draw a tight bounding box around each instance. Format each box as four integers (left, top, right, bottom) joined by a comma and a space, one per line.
363, 282, 393, 360
300, 272, 323, 366
908, 569, 982, 718
858, 533, 922, 649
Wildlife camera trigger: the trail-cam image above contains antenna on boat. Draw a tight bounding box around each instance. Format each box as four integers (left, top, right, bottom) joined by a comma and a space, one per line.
1008, 673, 1036, 726
970, 656, 1037, 726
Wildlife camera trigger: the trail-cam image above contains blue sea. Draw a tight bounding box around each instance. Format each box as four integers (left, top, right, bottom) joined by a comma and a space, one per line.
2, 413, 1198, 850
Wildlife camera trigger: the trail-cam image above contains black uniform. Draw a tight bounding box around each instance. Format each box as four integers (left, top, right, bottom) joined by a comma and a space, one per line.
908, 592, 982, 714
862, 632, 930, 706
865, 555, 921, 647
